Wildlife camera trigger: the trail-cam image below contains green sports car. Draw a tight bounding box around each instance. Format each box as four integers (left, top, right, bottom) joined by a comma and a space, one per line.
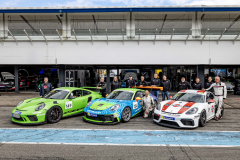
12, 87, 103, 125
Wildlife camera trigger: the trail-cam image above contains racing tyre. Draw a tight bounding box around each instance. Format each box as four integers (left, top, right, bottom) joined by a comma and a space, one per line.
121, 107, 131, 123
47, 106, 62, 123
199, 110, 206, 127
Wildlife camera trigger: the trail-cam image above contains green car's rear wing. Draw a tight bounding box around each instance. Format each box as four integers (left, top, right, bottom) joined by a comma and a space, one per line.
81, 86, 102, 93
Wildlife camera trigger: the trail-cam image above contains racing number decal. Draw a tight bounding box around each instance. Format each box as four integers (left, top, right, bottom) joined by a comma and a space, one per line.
133, 102, 138, 109
65, 101, 72, 109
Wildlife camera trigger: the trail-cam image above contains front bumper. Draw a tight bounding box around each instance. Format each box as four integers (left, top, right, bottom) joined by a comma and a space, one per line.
83, 112, 120, 125
153, 110, 199, 128
11, 110, 47, 125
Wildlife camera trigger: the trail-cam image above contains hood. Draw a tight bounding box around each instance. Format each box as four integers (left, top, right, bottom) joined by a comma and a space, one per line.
161, 100, 197, 114
90, 99, 121, 110
16, 98, 55, 111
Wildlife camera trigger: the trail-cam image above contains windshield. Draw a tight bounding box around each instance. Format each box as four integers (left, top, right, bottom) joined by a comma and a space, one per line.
43, 90, 69, 100
106, 91, 134, 100
172, 93, 205, 103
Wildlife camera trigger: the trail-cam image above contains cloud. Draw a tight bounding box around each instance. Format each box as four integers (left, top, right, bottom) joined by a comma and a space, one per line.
0, 0, 22, 7
1, 0, 240, 7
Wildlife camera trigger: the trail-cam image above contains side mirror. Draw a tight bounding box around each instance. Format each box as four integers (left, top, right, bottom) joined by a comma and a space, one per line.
169, 96, 172, 99
135, 97, 141, 102
208, 99, 215, 103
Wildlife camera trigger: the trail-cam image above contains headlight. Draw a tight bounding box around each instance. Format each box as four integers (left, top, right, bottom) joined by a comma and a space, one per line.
110, 104, 119, 111
185, 107, 198, 115
35, 103, 45, 111
17, 101, 23, 107
156, 103, 161, 110
86, 101, 92, 107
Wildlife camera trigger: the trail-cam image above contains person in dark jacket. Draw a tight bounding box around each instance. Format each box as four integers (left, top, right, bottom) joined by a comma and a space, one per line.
151, 73, 161, 100
192, 77, 203, 90
126, 75, 135, 88
178, 77, 192, 91
137, 76, 148, 87
205, 76, 213, 90
97, 77, 107, 97
40, 77, 53, 97
111, 76, 120, 92
161, 75, 171, 101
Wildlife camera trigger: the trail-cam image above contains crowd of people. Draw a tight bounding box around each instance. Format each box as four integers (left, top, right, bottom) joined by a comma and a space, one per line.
40, 73, 226, 121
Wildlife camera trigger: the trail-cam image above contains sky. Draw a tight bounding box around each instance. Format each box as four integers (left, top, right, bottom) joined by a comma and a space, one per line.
0, 0, 240, 7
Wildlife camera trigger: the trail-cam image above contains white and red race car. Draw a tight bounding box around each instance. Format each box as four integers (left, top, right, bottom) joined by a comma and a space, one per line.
153, 90, 224, 128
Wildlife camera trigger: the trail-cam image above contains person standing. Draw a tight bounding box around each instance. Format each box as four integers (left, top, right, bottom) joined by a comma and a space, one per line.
151, 73, 161, 100
204, 76, 227, 120
97, 77, 107, 97
137, 76, 148, 87
142, 90, 154, 118
192, 77, 203, 90
161, 75, 171, 101
40, 77, 53, 97
111, 76, 120, 92
126, 75, 135, 88
178, 77, 192, 91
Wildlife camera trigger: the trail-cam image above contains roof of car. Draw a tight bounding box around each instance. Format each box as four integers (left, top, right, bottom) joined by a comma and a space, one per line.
179, 89, 208, 95
55, 87, 92, 91
115, 88, 143, 92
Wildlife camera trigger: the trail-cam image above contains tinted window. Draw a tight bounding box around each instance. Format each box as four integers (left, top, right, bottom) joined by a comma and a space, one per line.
44, 90, 69, 100
172, 93, 205, 103
70, 90, 82, 98
107, 91, 134, 100
83, 90, 91, 96
134, 91, 144, 99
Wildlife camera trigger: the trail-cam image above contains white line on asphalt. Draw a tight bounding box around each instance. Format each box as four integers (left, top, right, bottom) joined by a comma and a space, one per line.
1, 128, 240, 132
1, 142, 240, 147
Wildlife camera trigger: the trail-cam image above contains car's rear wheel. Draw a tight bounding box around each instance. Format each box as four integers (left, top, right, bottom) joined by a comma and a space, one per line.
199, 110, 206, 127
121, 107, 131, 123
47, 106, 62, 123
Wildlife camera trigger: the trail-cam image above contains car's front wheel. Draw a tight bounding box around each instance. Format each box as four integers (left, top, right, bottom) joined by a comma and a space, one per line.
121, 107, 131, 123
199, 110, 206, 127
47, 106, 62, 123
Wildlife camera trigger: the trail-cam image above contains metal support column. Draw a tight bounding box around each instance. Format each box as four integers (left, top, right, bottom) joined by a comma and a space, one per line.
14, 65, 19, 93
59, 65, 66, 87
106, 66, 110, 94
62, 13, 71, 38
151, 66, 155, 81
197, 65, 205, 88
0, 13, 8, 38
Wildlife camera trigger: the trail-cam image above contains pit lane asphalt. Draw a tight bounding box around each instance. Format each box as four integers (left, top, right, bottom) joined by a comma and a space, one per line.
0, 106, 240, 131
1, 106, 240, 160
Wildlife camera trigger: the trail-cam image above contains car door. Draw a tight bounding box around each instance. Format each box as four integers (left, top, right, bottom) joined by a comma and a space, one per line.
131, 91, 144, 116
64, 90, 85, 115
206, 93, 215, 119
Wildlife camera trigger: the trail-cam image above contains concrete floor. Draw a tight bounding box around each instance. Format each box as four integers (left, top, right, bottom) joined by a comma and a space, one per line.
0, 92, 240, 160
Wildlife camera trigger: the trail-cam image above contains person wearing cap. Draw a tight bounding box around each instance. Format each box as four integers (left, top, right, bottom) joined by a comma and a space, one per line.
137, 76, 148, 87
151, 73, 161, 100
126, 75, 135, 88
178, 77, 192, 91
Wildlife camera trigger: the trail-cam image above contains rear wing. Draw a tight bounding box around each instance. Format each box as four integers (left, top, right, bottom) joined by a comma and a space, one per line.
81, 86, 102, 93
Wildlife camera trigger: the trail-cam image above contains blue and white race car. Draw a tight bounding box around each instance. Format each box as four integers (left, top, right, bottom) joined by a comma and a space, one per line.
83, 88, 158, 124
